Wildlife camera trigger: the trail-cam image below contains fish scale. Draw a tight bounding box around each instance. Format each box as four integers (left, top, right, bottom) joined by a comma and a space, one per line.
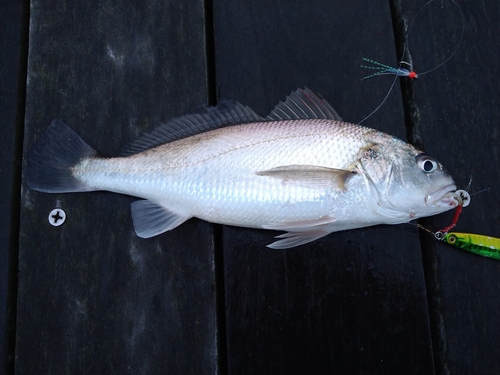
27, 88, 459, 248
78, 120, 364, 201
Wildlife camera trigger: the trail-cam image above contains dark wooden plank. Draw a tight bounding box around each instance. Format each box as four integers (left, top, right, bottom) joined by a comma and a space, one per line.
18, 1, 219, 374
214, 0, 435, 373
0, 1, 29, 373
395, 0, 500, 373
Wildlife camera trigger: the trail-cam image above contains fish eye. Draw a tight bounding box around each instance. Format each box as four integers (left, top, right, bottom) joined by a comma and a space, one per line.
416, 153, 438, 173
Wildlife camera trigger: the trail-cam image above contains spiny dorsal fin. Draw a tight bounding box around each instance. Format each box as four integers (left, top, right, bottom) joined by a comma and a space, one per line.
266, 87, 342, 121
121, 101, 262, 156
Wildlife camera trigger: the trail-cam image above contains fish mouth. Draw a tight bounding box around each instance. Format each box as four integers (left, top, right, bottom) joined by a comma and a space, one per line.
425, 184, 458, 207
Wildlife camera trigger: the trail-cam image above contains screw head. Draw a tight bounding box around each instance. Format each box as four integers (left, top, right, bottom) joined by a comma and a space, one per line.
48, 209, 66, 226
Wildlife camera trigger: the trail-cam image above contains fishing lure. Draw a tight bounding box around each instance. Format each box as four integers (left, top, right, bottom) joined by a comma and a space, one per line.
361, 58, 418, 80
438, 232, 500, 260
358, 58, 416, 124
358, 0, 465, 124
418, 189, 500, 260
362, 0, 464, 80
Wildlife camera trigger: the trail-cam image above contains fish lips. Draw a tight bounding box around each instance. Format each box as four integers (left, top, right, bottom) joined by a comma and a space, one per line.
425, 184, 458, 208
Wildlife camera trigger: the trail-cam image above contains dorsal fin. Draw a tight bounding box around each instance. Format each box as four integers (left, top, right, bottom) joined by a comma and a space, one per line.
121, 101, 262, 156
121, 88, 341, 156
266, 87, 342, 121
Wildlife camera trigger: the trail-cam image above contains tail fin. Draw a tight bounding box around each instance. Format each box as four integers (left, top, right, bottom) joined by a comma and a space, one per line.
26, 119, 98, 193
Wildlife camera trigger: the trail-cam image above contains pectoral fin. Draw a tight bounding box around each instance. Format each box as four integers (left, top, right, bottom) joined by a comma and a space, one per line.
131, 200, 190, 238
256, 165, 355, 190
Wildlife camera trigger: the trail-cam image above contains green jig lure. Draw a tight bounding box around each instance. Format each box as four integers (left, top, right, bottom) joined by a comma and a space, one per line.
439, 232, 500, 260
419, 188, 500, 260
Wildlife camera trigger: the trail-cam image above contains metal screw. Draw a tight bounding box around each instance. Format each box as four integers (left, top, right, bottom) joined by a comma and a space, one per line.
48, 208, 66, 227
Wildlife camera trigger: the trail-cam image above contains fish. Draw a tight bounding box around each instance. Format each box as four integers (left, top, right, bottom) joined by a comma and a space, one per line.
26, 88, 460, 249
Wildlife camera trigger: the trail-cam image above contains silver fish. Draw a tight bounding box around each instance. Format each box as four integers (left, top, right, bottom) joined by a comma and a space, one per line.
27, 88, 459, 248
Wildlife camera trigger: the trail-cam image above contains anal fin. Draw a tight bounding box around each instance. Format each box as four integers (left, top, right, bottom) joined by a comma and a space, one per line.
267, 230, 331, 249
263, 215, 336, 249
131, 200, 190, 238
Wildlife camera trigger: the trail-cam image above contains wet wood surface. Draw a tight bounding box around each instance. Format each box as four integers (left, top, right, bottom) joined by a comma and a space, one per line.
214, 0, 433, 373
395, 1, 500, 374
0, 0, 498, 374
17, 1, 219, 374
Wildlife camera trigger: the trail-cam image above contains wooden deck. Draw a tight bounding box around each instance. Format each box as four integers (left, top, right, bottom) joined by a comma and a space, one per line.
2, 0, 500, 374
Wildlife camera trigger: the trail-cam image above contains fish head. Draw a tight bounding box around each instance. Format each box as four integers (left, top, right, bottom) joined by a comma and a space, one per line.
358, 135, 458, 222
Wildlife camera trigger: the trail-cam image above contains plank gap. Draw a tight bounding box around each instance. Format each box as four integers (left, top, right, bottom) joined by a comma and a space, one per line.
1, 0, 31, 374
204, 0, 218, 106
388, 1, 447, 374
213, 224, 229, 375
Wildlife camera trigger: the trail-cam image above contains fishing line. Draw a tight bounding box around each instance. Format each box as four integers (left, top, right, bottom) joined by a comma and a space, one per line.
463, 175, 492, 199
358, 68, 401, 124
469, 187, 490, 197
410, 0, 465, 76
358, 0, 465, 124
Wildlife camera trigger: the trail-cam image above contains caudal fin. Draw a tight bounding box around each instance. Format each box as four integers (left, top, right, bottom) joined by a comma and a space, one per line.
26, 119, 98, 193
